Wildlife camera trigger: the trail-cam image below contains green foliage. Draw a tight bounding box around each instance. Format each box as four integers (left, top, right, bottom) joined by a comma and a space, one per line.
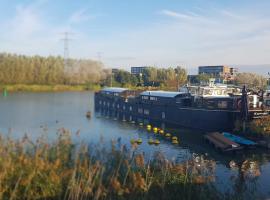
0, 53, 106, 86
235, 73, 267, 90
114, 70, 137, 87
249, 116, 270, 137
196, 74, 212, 83
142, 66, 187, 88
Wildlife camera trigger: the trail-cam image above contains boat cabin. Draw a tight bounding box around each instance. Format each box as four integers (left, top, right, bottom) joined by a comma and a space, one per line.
140, 91, 191, 106
100, 87, 140, 98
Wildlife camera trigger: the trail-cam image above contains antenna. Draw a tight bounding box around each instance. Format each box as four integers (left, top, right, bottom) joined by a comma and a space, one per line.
61, 31, 74, 71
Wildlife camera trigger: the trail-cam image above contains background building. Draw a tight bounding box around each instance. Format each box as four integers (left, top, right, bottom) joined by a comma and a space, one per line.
131, 66, 150, 75
198, 65, 238, 83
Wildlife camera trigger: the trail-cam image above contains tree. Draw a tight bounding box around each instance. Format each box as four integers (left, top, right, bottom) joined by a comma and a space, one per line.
196, 74, 212, 83
235, 73, 267, 90
175, 66, 187, 86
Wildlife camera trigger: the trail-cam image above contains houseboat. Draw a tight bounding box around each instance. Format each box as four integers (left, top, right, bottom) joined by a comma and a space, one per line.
94, 86, 270, 131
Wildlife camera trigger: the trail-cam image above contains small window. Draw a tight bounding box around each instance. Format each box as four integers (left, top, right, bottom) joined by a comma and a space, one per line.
162, 112, 165, 119
150, 96, 157, 101
142, 96, 149, 100
123, 105, 126, 110
138, 108, 143, 114
129, 106, 132, 111
117, 104, 120, 108
99, 100, 102, 105
144, 109, 150, 115
218, 101, 228, 109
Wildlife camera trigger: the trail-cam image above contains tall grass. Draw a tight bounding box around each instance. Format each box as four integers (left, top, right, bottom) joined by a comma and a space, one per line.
0, 84, 101, 92
0, 129, 219, 200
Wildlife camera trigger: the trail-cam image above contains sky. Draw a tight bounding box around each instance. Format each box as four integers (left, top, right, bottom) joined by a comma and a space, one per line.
0, 0, 270, 74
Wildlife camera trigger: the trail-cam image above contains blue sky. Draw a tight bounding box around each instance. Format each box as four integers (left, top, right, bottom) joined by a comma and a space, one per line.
0, 0, 270, 73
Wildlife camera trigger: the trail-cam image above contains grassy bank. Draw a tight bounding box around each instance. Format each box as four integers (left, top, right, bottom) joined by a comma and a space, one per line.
0, 84, 101, 92
0, 129, 221, 200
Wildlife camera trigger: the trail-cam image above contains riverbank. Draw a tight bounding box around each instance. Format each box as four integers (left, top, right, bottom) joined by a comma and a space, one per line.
0, 84, 101, 92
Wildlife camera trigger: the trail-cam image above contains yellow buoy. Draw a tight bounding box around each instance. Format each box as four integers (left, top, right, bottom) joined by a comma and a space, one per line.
165, 133, 171, 138
147, 125, 152, 131
136, 138, 142, 144
172, 139, 179, 145
130, 139, 136, 145
154, 139, 160, 145
172, 136, 178, 141
148, 138, 154, 145
159, 130, 164, 135
153, 127, 158, 133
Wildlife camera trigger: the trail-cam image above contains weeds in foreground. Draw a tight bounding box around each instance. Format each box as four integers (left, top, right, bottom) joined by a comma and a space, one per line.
0, 129, 219, 200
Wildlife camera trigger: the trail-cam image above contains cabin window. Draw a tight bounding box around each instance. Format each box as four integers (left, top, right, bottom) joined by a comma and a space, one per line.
142, 96, 149, 100
107, 102, 110, 107
103, 101, 106, 105
123, 105, 126, 110
266, 100, 270, 106
117, 104, 120, 108
138, 108, 143, 114
129, 106, 132, 111
162, 112, 165, 119
204, 100, 215, 109
112, 103, 115, 108
99, 101, 102, 105
144, 109, 150, 115
114, 93, 119, 96
150, 96, 157, 101
218, 101, 228, 109
176, 98, 181, 103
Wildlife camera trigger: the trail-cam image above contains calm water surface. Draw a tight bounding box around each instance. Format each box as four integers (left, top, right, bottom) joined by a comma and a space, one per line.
0, 92, 270, 198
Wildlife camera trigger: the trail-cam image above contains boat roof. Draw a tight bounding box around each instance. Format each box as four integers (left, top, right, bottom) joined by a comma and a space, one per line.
140, 91, 182, 98
101, 87, 128, 93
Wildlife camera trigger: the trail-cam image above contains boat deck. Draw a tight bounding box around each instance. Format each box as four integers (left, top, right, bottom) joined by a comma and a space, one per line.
204, 132, 243, 152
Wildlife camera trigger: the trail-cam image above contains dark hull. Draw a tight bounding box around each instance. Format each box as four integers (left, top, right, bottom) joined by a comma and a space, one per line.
94, 93, 268, 132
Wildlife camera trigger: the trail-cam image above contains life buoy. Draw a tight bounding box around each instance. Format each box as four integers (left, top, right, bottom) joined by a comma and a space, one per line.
237, 99, 242, 109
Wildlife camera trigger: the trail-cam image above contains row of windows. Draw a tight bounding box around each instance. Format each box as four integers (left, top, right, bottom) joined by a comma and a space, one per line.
99, 101, 132, 110
141, 96, 158, 101
98, 100, 166, 118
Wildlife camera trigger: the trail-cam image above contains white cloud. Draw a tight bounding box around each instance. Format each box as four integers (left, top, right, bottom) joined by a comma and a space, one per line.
69, 8, 94, 24
8, 4, 43, 38
160, 9, 194, 20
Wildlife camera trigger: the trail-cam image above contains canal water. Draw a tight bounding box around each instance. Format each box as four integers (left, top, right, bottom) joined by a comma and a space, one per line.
0, 91, 270, 198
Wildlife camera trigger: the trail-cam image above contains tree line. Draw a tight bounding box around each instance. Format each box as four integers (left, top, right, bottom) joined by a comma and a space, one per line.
104, 66, 188, 89
0, 53, 188, 89
0, 53, 107, 85
1, 53, 267, 90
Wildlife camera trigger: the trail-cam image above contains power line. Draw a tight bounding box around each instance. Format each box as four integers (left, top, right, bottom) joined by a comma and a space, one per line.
61, 32, 74, 70
97, 52, 103, 62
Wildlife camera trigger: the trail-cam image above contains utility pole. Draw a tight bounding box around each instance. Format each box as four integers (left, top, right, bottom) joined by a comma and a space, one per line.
111, 73, 113, 87
61, 32, 73, 72
97, 52, 103, 62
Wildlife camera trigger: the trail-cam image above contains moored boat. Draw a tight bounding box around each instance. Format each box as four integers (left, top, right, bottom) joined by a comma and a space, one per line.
94, 86, 270, 131
222, 132, 257, 146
